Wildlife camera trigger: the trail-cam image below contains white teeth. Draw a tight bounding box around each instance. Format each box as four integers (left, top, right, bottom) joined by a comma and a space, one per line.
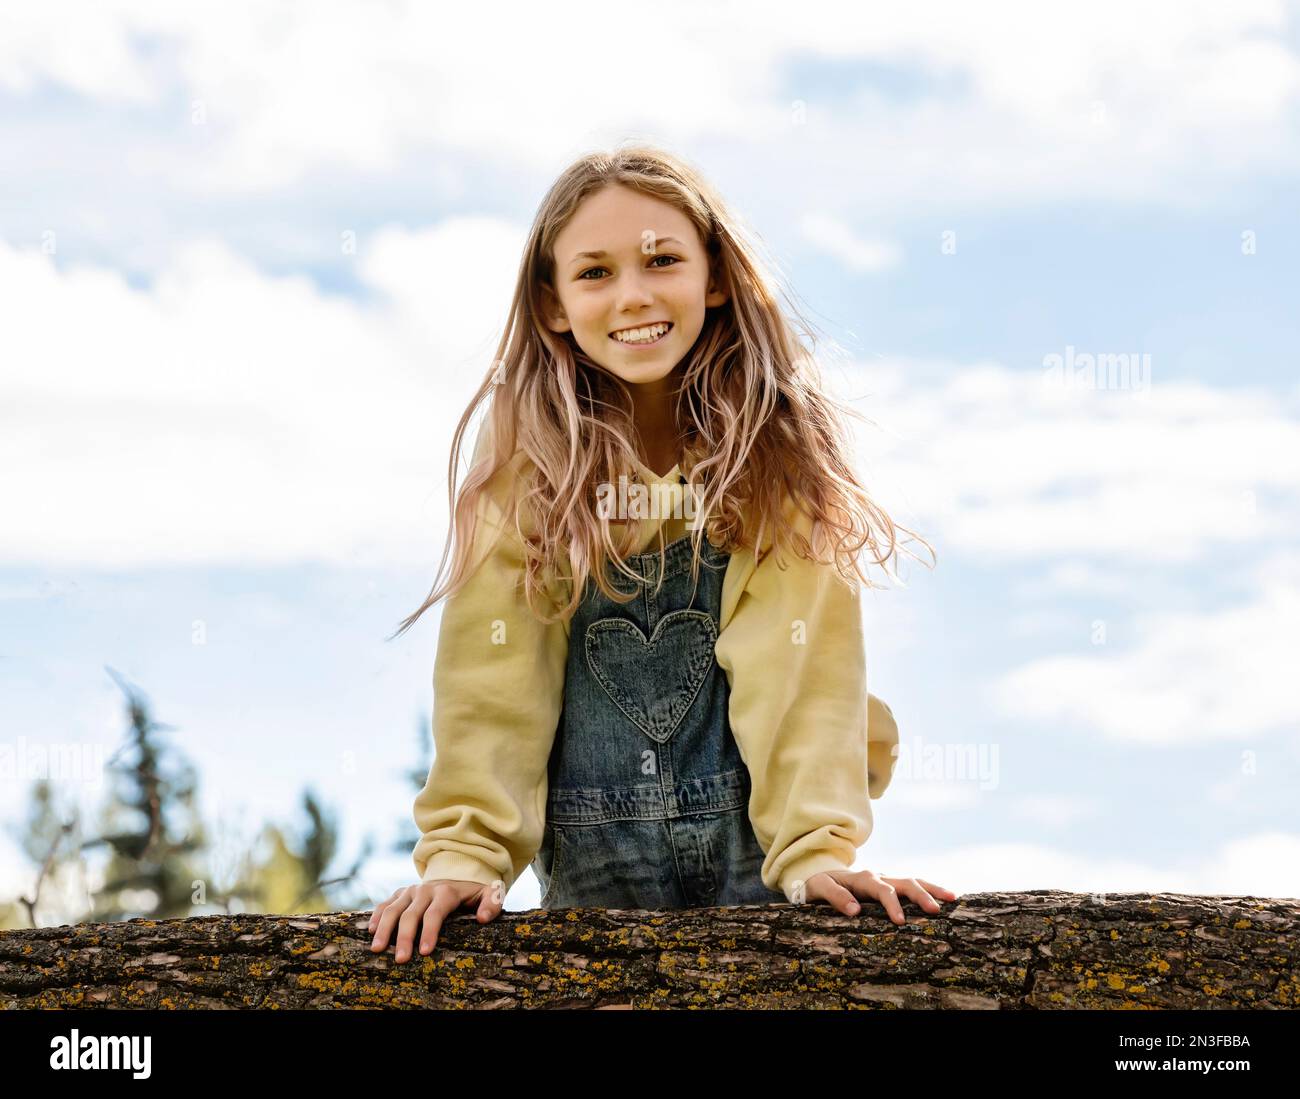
612, 322, 670, 344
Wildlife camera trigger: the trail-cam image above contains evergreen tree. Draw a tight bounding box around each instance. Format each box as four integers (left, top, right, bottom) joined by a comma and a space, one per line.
81, 667, 209, 921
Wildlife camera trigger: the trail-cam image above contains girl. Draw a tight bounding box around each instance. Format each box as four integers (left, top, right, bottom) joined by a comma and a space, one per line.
369, 144, 951, 965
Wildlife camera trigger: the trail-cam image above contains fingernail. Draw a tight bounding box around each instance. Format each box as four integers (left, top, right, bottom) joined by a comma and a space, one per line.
847, 903, 860, 914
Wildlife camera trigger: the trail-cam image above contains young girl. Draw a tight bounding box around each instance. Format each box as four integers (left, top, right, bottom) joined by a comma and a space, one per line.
369, 144, 951, 965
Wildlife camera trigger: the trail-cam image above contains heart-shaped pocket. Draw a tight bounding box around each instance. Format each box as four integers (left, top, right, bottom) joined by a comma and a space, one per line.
584, 609, 718, 743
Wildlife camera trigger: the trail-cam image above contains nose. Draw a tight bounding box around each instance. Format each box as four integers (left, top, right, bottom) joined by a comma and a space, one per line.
612, 267, 656, 314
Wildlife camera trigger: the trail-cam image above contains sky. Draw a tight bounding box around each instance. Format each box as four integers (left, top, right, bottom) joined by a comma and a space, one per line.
2, 0, 1299, 917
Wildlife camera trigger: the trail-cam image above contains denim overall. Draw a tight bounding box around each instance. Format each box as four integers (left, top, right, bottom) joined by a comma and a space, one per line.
530, 526, 786, 910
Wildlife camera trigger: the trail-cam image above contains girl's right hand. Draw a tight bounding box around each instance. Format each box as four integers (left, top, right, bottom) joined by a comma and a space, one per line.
367, 879, 504, 964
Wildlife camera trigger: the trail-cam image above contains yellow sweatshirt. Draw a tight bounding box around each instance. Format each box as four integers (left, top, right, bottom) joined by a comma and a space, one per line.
411, 432, 900, 902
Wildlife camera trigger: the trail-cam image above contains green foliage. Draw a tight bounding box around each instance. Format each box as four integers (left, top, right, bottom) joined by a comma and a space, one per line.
4, 667, 379, 927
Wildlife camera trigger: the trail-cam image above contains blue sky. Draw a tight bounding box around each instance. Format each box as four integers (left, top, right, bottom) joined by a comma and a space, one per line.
2, 0, 1299, 918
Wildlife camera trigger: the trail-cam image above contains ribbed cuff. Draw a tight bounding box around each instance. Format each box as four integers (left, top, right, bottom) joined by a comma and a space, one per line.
418, 851, 511, 894
776, 851, 855, 903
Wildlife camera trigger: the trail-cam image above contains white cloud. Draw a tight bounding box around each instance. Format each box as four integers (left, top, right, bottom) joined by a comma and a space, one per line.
0, 0, 1296, 207
798, 212, 901, 272
856, 359, 1300, 564
1008, 793, 1101, 828
1197, 832, 1300, 898
866, 831, 1300, 898
1004, 608, 1078, 638
1009, 559, 1150, 601
987, 552, 1300, 744
0, 0, 157, 101
841, 358, 1300, 747
358, 217, 523, 365
886, 782, 982, 812
0, 226, 512, 568
1206, 766, 1264, 808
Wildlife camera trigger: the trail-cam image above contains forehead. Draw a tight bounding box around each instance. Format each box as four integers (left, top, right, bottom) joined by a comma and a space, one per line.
554, 184, 699, 256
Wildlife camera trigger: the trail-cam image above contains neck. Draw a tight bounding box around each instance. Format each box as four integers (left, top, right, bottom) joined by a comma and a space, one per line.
628, 373, 682, 477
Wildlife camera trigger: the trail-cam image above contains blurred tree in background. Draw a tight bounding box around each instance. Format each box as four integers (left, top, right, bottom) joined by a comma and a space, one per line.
1, 666, 376, 930
81, 667, 207, 921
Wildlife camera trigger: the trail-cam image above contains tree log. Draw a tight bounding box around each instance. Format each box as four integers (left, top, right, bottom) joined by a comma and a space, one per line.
1, 890, 1296, 1010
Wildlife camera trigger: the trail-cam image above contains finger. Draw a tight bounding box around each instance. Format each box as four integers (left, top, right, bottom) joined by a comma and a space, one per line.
367, 889, 402, 934
809, 875, 861, 916
416, 892, 457, 959
476, 880, 505, 921
370, 892, 412, 951
916, 879, 959, 900
897, 878, 941, 913
369, 886, 408, 937
862, 876, 905, 924
395, 891, 438, 963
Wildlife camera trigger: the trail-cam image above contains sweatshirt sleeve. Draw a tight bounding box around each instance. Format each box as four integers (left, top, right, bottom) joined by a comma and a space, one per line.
714, 507, 897, 902
410, 445, 569, 895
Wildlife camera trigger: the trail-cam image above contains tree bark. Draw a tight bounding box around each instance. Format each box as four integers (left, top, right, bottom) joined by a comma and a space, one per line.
2, 890, 1296, 1009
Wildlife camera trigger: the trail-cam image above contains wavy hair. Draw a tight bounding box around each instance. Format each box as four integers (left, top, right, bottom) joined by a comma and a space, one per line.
389, 142, 935, 638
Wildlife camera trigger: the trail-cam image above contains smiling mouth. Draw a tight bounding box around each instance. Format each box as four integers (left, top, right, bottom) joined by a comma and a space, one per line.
609, 321, 673, 346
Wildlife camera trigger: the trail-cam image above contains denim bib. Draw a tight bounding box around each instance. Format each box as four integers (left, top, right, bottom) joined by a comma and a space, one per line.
531, 530, 786, 909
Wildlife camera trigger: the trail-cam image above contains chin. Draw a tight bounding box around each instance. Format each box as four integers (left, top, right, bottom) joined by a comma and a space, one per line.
607, 363, 681, 386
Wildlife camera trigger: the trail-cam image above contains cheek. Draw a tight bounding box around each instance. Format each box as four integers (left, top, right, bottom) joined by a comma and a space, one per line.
573, 303, 606, 334
677, 282, 710, 317
573, 316, 611, 355
677, 294, 708, 331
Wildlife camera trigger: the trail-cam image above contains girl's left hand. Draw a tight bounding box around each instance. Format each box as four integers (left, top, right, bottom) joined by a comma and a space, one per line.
801, 870, 958, 924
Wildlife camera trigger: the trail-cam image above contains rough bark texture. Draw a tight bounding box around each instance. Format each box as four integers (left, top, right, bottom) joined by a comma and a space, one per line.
2, 890, 1296, 1009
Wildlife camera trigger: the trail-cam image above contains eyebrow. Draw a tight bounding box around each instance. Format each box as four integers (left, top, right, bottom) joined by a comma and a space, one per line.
569, 237, 685, 265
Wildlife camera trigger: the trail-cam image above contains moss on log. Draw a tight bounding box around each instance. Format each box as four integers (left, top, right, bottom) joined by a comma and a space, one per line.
1, 890, 1296, 1010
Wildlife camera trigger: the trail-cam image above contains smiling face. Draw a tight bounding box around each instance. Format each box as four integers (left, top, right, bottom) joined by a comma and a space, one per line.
542, 183, 728, 391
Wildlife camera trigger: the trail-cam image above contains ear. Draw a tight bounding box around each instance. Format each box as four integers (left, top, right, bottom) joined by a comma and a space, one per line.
704, 262, 730, 309
539, 281, 572, 334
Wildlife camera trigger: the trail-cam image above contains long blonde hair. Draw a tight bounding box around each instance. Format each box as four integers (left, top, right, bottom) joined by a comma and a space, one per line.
389, 143, 935, 638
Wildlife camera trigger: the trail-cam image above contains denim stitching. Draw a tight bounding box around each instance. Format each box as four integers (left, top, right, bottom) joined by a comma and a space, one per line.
615, 533, 730, 583
548, 769, 748, 825
584, 610, 718, 742
542, 825, 564, 908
